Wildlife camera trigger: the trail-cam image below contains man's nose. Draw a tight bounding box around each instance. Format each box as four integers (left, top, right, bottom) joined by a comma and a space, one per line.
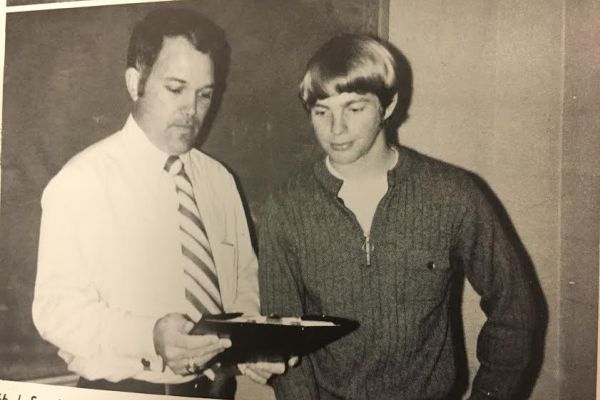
331, 111, 346, 136
182, 94, 198, 118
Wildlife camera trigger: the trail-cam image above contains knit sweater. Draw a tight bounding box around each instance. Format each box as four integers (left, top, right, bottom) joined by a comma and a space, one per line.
258, 146, 536, 400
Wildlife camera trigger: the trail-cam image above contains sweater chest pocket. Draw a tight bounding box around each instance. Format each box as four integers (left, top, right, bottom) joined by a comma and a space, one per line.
401, 249, 453, 302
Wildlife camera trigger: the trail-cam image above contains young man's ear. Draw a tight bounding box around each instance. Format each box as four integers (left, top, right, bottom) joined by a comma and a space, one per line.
383, 93, 398, 120
125, 67, 141, 102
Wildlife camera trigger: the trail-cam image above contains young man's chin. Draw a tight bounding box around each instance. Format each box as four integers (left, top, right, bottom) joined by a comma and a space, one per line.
328, 153, 361, 167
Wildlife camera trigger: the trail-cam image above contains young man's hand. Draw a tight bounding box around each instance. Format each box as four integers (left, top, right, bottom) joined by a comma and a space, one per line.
153, 313, 231, 375
238, 357, 300, 384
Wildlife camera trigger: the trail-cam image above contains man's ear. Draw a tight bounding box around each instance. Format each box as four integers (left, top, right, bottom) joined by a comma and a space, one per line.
383, 93, 398, 120
125, 67, 140, 102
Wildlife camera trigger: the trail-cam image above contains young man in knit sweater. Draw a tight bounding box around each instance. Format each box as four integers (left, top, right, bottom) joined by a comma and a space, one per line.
258, 35, 537, 400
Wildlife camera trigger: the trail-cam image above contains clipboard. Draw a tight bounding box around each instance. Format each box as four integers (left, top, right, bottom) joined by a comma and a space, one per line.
190, 313, 359, 364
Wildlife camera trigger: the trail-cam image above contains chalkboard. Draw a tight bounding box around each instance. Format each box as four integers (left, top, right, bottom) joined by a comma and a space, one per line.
0, 0, 384, 381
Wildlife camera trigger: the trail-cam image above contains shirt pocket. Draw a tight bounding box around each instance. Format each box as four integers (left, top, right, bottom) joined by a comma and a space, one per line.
401, 249, 453, 302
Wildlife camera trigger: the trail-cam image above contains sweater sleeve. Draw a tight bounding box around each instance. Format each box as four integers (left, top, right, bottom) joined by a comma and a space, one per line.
453, 179, 537, 400
258, 195, 319, 400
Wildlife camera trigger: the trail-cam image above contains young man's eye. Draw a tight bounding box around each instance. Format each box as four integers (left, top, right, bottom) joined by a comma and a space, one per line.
199, 91, 213, 100
312, 109, 328, 117
349, 106, 365, 113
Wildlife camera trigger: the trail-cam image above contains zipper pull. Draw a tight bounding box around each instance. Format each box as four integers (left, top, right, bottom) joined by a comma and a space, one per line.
362, 235, 373, 267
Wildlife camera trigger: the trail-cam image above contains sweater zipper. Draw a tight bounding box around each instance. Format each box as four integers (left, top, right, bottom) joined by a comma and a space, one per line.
357, 185, 394, 268
331, 176, 394, 268
333, 197, 370, 266
363, 235, 372, 267
366, 178, 396, 267
333, 197, 380, 268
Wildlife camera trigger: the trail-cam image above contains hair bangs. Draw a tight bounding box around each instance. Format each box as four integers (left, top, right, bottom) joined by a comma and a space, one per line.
299, 35, 398, 110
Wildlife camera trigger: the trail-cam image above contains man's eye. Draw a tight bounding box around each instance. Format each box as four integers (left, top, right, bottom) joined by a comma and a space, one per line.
313, 109, 327, 117
167, 86, 183, 94
349, 106, 364, 113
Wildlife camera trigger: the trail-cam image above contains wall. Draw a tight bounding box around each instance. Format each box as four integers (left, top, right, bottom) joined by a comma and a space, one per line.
1, 0, 596, 397
389, 0, 566, 398
559, 0, 600, 398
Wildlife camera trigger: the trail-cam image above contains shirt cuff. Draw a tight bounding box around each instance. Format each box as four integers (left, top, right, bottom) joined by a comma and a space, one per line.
141, 355, 164, 372
108, 314, 159, 359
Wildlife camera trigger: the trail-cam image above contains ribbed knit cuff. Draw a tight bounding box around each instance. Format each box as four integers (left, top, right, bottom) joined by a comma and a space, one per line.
468, 388, 499, 400
471, 364, 524, 400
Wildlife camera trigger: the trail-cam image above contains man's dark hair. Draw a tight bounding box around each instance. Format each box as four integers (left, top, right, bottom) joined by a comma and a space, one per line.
127, 8, 230, 95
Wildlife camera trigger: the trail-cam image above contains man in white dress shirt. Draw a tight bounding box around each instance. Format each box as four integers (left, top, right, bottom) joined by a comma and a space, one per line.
32, 8, 283, 398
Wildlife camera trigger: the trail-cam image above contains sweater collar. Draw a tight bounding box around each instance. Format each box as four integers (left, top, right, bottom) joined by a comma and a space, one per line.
313, 145, 413, 194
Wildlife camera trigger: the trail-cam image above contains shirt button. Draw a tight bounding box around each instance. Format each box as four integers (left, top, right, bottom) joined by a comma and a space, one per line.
427, 261, 437, 270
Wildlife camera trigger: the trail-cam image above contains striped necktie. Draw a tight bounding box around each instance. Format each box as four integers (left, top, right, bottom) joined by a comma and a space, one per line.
165, 155, 223, 321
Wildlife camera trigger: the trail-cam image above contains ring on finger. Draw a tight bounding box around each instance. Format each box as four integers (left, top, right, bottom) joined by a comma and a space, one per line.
238, 364, 248, 375
185, 358, 197, 374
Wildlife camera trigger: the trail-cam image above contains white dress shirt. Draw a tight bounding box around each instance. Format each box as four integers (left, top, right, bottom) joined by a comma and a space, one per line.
32, 116, 259, 383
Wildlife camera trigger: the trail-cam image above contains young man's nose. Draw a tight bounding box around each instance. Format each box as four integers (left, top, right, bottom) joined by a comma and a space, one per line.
330, 112, 346, 135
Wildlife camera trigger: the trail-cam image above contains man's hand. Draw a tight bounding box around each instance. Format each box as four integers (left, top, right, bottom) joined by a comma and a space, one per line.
153, 313, 231, 375
238, 357, 299, 384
